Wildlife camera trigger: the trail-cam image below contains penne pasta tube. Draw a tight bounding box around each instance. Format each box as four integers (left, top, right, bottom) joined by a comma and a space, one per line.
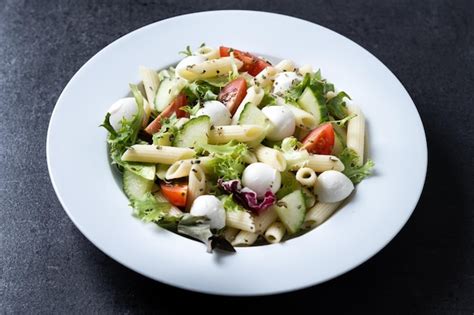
297, 64, 314, 76
180, 57, 243, 80
232, 230, 259, 246
296, 167, 317, 187
242, 150, 258, 164
121, 145, 196, 164
139, 66, 160, 108
303, 201, 342, 229
275, 59, 296, 73
194, 46, 220, 60
307, 154, 345, 172
186, 164, 206, 210
226, 210, 256, 233
346, 104, 365, 165
285, 105, 317, 130
253, 66, 277, 89
222, 227, 240, 243
208, 125, 265, 144
254, 145, 287, 172
264, 221, 286, 244
165, 157, 214, 180
232, 86, 264, 124
254, 206, 278, 234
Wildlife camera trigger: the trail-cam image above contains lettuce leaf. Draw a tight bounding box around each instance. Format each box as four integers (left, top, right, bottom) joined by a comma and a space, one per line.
131, 192, 171, 222
327, 91, 351, 119
198, 141, 249, 180
218, 179, 276, 214
280, 137, 309, 170
338, 148, 374, 184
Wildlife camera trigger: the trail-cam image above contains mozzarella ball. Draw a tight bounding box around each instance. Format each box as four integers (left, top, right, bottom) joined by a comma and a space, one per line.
190, 195, 226, 229
242, 162, 281, 198
175, 55, 207, 80
196, 100, 231, 125
107, 97, 142, 131
261, 105, 296, 141
314, 170, 354, 203
272, 72, 301, 95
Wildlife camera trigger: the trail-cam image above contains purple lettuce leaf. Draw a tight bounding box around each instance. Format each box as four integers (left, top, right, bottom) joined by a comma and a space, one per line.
218, 179, 276, 214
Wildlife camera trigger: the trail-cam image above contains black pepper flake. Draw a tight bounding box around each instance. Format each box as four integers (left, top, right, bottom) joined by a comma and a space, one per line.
168, 89, 172, 94
216, 70, 220, 74
194, 160, 201, 164
210, 125, 215, 130
202, 70, 206, 74
262, 75, 267, 80
199, 188, 204, 192
181, 192, 186, 196
192, 169, 198, 173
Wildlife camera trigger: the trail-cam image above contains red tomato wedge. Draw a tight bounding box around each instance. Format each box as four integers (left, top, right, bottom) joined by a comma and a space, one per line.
301, 123, 335, 155
218, 77, 247, 116
219, 46, 270, 76
160, 181, 188, 208
144, 93, 188, 135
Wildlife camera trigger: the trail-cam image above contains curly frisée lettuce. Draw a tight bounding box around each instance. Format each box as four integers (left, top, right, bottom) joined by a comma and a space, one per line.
327, 91, 351, 120
132, 192, 172, 222
198, 140, 249, 180
338, 148, 374, 184
100, 84, 155, 179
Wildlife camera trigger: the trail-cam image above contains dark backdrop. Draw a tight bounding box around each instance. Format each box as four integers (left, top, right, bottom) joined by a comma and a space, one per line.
1, 0, 473, 314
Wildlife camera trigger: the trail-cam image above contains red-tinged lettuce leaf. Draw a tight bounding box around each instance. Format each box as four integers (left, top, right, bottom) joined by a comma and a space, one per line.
218, 179, 276, 214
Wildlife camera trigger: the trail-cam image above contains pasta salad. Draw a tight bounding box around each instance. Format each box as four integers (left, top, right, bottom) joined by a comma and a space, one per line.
100, 44, 374, 253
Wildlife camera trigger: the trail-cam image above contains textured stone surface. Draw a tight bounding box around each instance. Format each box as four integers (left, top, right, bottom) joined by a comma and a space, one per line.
1, 0, 473, 313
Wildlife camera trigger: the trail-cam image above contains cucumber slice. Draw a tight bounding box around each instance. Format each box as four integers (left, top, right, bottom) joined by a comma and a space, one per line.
173, 115, 211, 148
274, 190, 306, 234
155, 77, 186, 112
123, 169, 154, 200
297, 87, 329, 125
125, 163, 156, 181
238, 102, 269, 146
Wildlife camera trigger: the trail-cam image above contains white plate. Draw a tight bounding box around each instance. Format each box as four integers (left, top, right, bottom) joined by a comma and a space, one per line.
47, 11, 427, 295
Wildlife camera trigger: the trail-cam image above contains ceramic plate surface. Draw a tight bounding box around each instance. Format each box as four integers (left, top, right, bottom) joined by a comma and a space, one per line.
47, 10, 427, 295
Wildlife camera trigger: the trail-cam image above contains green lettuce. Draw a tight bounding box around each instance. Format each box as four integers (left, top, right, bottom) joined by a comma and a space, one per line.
327, 91, 351, 120
338, 148, 374, 184
131, 192, 171, 222
198, 140, 249, 180
276, 171, 302, 199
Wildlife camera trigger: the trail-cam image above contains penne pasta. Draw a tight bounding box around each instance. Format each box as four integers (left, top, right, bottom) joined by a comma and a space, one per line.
232, 230, 259, 246
208, 125, 265, 144
121, 145, 196, 164
296, 167, 317, 187
303, 201, 342, 229
254, 206, 278, 234
222, 227, 240, 243
254, 145, 287, 172
194, 46, 220, 60
165, 157, 213, 180
232, 86, 264, 124
253, 66, 277, 89
242, 150, 258, 164
186, 164, 206, 210
285, 105, 317, 130
264, 221, 286, 244
226, 210, 256, 233
297, 64, 314, 76
275, 59, 296, 73
346, 104, 365, 165
139, 66, 160, 108
179, 57, 243, 81
307, 154, 345, 172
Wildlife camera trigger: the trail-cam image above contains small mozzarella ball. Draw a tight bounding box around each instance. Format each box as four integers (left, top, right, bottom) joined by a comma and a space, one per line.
175, 55, 207, 80
107, 97, 142, 131
190, 195, 226, 229
196, 101, 231, 125
261, 106, 296, 141
314, 170, 354, 203
242, 162, 281, 198
272, 72, 301, 95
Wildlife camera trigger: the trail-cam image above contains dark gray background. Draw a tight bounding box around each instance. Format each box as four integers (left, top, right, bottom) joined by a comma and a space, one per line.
1, 0, 473, 314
